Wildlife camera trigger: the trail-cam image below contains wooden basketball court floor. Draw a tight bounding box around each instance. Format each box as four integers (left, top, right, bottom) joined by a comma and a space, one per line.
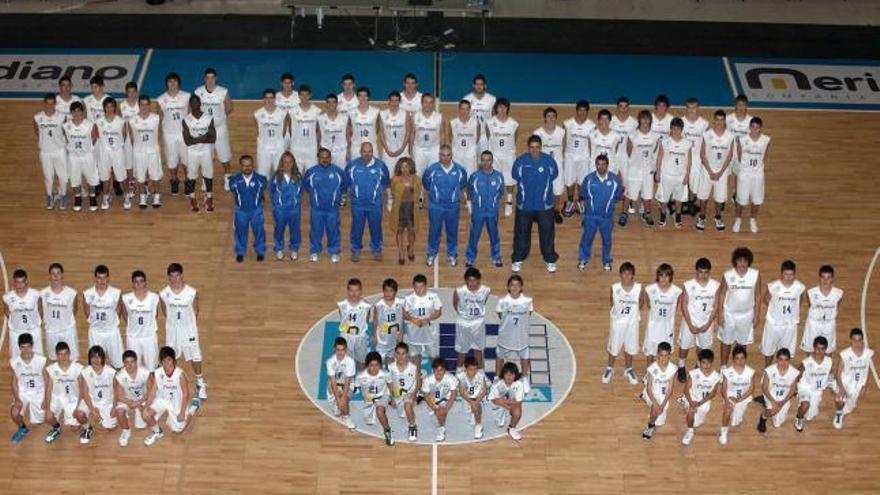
0, 100, 878, 494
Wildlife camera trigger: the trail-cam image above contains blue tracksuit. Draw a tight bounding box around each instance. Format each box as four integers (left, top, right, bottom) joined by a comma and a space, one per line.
466, 168, 504, 264
511, 151, 559, 212
422, 161, 468, 259
230, 172, 269, 257
270, 174, 303, 253
302, 163, 346, 255
344, 157, 390, 255
579, 171, 622, 265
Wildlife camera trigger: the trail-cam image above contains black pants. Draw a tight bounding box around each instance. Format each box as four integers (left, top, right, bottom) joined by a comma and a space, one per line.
511, 208, 558, 263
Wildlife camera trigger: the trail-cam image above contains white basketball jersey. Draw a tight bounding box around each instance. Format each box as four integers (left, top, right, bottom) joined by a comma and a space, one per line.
627, 130, 660, 178
97, 115, 125, 152
83, 94, 106, 121
159, 285, 198, 334
610, 282, 642, 323
356, 369, 391, 401
563, 118, 595, 158
413, 111, 442, 150
646, 361, 677, 400
318, 112, 348, 156
390, 361, 418, 398
496, 293, 534, 350
839, 347, 874, 389
487, 116, 518, 157
702, 129, 736, 172
11, 354, 47, 396
646, 283, 682, 327
120, 99, 139, 123
83, 286, 121, 332
457, 369, 489, 400
184, 113, 213, 152
806, 286, 843, 326
34, 111, 66, 152
738, 134, 771, 173
589, 128, 621, 173
765, 280, 806, 326
683, 116, 709, 158
122, 292, 160, 339
684, 278, 720, 327
722, 365, 755, 399
325, 355, 356, 384
801, 355, 833, 391
374, 297, 404, 350
463, 92, 496, 135
3, 289, 41, 332
194, 85, 228, 126
290, 104, 322, 149
659, 136, 691, 177
723, 268, 760, 315
534, 126, 565, 166
55, 94, 81, 119
336, 93, 358, 120
115, 366, 150, 402
337, 299, 372, 338
82, 365, 115, 404
455, 285, 491, 322
40, 286, 77, 334
489, 378, 526, 402
651, 112, 673, 138
450, 116, 479, 162
688, 368, 721, 401
275, 90, 300, 113
726, 113, 753, 139
610, 115, 638, 148
254, 106, 286, 149
380, 109, 408, 153
48, 361, 83, 400
764, 363, 800, 400
157, 91, 190, 136
154, 366, 185, 403
421, 372, 459, 403
404, 291, 442, 345
130, 113, 161, 151
63, 119, 95, 156
349, 106, 380, 152
399, 91, 422, 114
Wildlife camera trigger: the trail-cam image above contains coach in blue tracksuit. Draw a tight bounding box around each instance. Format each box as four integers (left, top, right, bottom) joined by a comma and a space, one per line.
302, 148, 346, 262
422, 144, 468, 267
578, 155, 622, 271
511, 135, 564, 273
466, 150, 505, 268
229, 154, 269, 262
270, 152, 303, 261
345, 142, 390, 262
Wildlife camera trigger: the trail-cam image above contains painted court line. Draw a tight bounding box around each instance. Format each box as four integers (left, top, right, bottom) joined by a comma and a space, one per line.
432, 260, 440, 495
136, 48, 154, 90
722, 56, 739, 99
860, 246, 880, 390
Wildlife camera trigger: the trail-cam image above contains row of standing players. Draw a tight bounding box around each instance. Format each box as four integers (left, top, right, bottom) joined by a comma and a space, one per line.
5, 263, 206, 447
600, 246, 873, 445
327, 269, 533, 444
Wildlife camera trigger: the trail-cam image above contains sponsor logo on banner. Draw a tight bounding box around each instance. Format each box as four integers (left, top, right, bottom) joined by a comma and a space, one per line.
734, 62, 880, 107
0, 54, 141, 94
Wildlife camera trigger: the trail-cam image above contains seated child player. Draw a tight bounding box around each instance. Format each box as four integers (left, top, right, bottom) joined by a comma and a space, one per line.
114, 349, 151, 447
754, 347, 800, 432
75, 345, 117, 444
44, 341, 84, 444
680, 349, 721, 446
373, 278, 405, 363
325, 337, 356, 429
641, 341, 676, 440
719, 344, 756, 445
833, 328, 875, 429
143, 346, 194, 446
389, 342, 420, 442
794, 336, 834, 432
355, 351, 395, 446
421, 357, 459, 442
457, 355, 490, 439
489, 361, 528, 441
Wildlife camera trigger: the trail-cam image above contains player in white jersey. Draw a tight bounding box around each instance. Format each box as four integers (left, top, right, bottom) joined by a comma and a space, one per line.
40, 263, 79, 361
678, 258, 721, 381
726, 94, 753, 177
411, 93, 445, 176
654, 118, 692, 228
55, 76, 80, 120
718, 247, 761, 367
81, 265, 124, 368
734, 117, 771, 233
833, 328, 875, 428
35, 93, 69, 209
643, 264, 683, 363
74, 346, 117, 443
588, 109, 621, 178
288, 85, 322, 172
495, 275, 534, 381
624, 111, 659, 225
129, 95, 163, 208
640, 342, 677, 440
81, 78, 107, 195
253, 88, 287, 177
679, 349, 721, 445
9, 333, 47, 443
463, 73, 496, 152
119, 82, 140, 200
602, 262, 644, 385
355, 352, 396, 446
760, 260, 806, 365
347, 87, 380, 162
389, 342, 420, 441
754, 348, 801, 432
95, 98, 128, 210
449, 99, 480, 175
373, 279, 404, 361
421, 358, 459, 442
611, 97, 638, 184
3, 269, 43, 359
182, 94, 217, 212
400, 73, 423, 114
337, 278, 372, 369
651, 94, 673, 138
63, 101, 99, 212
143, 346, 193, 445
697, 110, 736, 231
719, 345, 756, 445
794, 336, 835, 431
458, 356, 490, 439
43, 342, 85, 442
682, 97, 709, 215
802, 265, 844, 354
336, 73, 359, 120
157, 73, 190, 196
486, 98, 519, 215
113, 350, 150, 446
194, 68, 233, 189
326, 337, 357, 429
489, 361, 528, 440
276, 72, 301, 114
318, 94, 349, 165
454, 268, 491, 370
121, 270, 160, 370
159, 263, 206, 399
404, 274, 443, 363
379, 91, 411, 173
533, 107, 565, 174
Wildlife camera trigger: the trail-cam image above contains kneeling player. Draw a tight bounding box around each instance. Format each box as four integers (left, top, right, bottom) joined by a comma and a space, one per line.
833, 328, 875, 429
489, 361, 528, 441
355, 351, 395, 446
114, 350, 150, 447
754, 348, 800, 432
10, 333, 47, 444
794, 336, 834, 432
143, 347, 193, 446
44, 342, 85, 443
325, 337, 356, 429
641, 341, 676, 440
421, 358, 458, 442
75, 345, 117, 444
719, 345, 756, 445
680, 349, 721, 445
457, 356, 490, 439
389, 342, 420, 441
602, 262, 644, 385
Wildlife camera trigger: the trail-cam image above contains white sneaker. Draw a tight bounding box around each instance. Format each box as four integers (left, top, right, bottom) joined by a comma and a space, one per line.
749, 218, 758, 233
101, 195, 111, 210
504, 203, 513, 217
152, 193, 161, 208
330, 254, 341, 263
365, 412, 376, 426
290, 251, 298, 261
435, 426, 446, 442
408, 426, 418, 442
123, 194, 132, 210
546, 262, 557, 273
447, 256, 457, 267
119, 429, 131, 447
732, 218, 742, 233
627, 206, 635, 214
197, 380, 207, 400
833, 411, 844, 430
511, 261, 522, 273
342, 416, 356, 430
718, 429, 728, 445
624, 368, 639, 385
310, 254, 319, 262
426, 255, 436, 267
134, 409, 147, 429
275, 250, 284, 260
144, 429, 164, 446
681, 429, 695, 446
474, 423, 483, 440
601, 367, 613, 384
508, 427, 522, 441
